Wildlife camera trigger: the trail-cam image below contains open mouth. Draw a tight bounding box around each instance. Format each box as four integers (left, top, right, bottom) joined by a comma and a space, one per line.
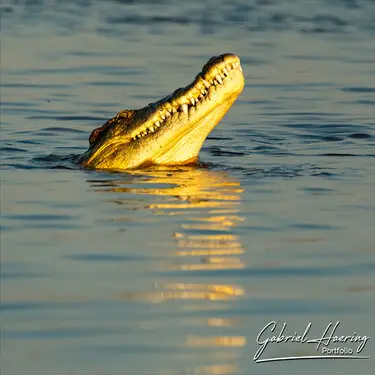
128, 54, 244, 141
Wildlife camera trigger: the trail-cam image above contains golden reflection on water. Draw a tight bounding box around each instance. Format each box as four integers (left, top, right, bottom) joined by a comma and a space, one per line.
118, 166, 246, 287
97, 166, 247, 373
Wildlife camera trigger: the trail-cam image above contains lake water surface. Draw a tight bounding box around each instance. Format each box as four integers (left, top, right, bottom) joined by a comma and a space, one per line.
2, 0, 375, 374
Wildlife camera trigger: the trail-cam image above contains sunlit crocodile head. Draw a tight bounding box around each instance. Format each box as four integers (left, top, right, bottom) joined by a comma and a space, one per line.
78, 53, 244, 170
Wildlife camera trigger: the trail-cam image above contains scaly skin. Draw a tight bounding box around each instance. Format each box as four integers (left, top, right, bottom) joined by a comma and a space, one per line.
78, 53, 244, 170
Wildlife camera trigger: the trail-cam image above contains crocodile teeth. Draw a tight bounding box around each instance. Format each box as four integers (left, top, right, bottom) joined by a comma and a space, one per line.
202, 79, 210, 88
137, 58, 243, 138
181, 104, 189, 115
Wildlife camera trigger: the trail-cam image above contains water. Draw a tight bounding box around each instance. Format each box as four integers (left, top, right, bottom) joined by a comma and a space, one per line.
1, 1, 375, 374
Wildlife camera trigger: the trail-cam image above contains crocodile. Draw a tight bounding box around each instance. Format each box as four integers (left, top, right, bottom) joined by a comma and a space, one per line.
78, 53, 244, 170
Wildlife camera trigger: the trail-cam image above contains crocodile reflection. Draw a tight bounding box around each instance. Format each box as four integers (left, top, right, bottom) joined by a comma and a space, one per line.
89, 167, 246, 373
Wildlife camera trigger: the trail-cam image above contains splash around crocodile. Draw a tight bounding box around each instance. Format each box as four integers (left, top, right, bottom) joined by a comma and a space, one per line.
77, 53, 245, 170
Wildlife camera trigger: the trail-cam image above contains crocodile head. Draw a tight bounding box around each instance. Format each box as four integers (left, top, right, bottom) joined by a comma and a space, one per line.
79, 53, 244, 170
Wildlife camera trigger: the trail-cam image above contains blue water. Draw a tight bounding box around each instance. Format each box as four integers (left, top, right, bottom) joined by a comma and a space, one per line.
1, 1, 375, 374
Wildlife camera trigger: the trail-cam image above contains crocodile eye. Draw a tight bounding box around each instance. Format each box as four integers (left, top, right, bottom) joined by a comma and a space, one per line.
89, 118, 114, 145
89, 127, 101, 145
